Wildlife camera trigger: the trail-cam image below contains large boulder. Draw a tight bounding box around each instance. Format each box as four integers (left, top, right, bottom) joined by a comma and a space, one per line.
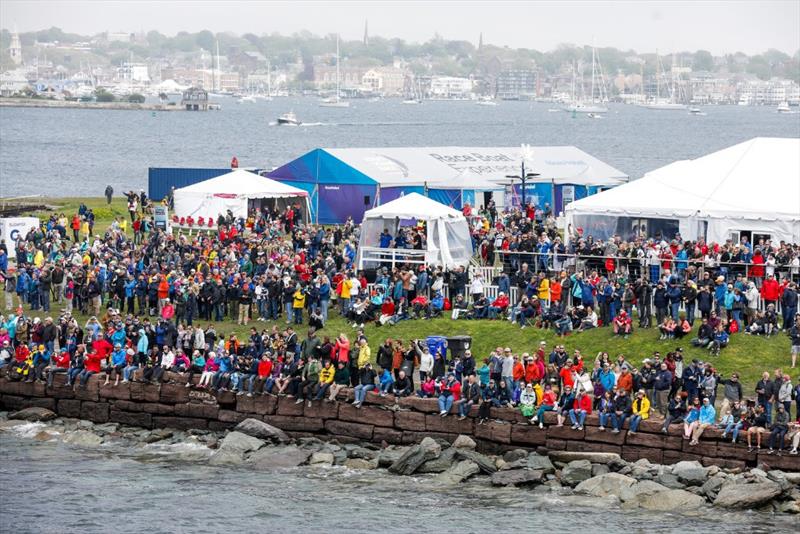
210, 431, 266, 465
619, 480, 670, 505
434, 460, 480, 484
389, 437, 441, 475
671, 460, 709, 486
525, 453, 555, 474
491, 469, 545, 487
64, 430, 103, 447
234, 418, 289, 443
638, 489, 706, 511
417, 448, 458, 474
561, 460, 593, 486
574, 473, 637, 497
452, 434, 477, 450
309, 452, 335, 466
700, 476, 728, 499
217, 431, 265, 454
9, 407, 57, 422
713, 481, 783, 509
377, 447, 407, 468
454, 449, 497, 474
247, 446, 312, 470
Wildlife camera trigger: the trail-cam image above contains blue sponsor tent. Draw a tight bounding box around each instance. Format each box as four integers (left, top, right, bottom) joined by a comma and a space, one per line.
268, 147, 628, 224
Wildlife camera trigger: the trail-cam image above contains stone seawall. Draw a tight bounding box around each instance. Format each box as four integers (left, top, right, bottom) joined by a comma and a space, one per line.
1, 375, 798, 472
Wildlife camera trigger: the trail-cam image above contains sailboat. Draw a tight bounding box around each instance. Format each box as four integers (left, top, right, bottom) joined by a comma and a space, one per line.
563, 44, 608, 113
320, 34, 350, 108
402, 77, 423, 104
642, 52, 687, 110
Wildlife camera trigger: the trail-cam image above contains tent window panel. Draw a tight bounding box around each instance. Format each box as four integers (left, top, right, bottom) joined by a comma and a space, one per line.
570, 215, 679, 242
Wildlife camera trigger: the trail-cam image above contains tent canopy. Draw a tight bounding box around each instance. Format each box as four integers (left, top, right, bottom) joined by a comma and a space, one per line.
565, 137, 800, 243
175, 169, 308, 199
358, 193, 473, 269
270, 146, 628, 187
362, 192, 464, 220
173, 169, 309, 223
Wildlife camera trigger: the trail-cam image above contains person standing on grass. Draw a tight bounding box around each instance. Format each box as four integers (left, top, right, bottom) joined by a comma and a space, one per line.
788, 315, 800, 369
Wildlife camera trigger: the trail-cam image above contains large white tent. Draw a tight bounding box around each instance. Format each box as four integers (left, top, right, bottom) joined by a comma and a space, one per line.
173, 169, 310, 223
357, 193, 473, 269
564, 137, 800, 244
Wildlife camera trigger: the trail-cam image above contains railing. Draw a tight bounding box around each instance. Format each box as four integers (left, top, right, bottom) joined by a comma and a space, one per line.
357, 246, 429, 271
494, 249, 800, 285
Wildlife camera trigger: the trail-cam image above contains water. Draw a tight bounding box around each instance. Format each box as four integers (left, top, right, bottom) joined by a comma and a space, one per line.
0, 424, 795, 534
1, 98, 798, 197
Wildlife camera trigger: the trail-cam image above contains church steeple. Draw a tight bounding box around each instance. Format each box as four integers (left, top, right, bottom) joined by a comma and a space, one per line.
478, 32, 483, 51
363, 19, 369, 46
10, 25, 23, 65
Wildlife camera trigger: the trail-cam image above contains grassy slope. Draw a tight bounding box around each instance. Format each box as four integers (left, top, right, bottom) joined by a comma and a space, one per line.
17, 197, 796, 393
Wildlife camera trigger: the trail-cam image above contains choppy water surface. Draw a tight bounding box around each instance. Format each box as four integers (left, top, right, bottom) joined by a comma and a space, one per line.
0, 422, 795, 534
1, 98, 798, 197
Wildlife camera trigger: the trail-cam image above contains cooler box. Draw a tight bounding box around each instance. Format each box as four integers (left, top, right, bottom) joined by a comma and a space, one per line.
446, 335, 472, 360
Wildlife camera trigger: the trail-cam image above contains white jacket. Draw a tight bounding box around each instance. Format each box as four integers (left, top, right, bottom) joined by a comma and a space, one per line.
419, 351, 434, 373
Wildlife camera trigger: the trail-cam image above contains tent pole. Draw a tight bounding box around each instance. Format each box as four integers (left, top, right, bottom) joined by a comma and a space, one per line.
551, 179, 556, 214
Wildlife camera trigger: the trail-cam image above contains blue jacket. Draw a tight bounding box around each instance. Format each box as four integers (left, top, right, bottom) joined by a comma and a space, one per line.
599, 369, 616, 393
379, 370, 394, 387
33, 350, 50, 366
217, 355, 232, 373
111, 349, 127, 366
685, 407, 701, 423
699, 404, 716, 425
136, 330, 148, 354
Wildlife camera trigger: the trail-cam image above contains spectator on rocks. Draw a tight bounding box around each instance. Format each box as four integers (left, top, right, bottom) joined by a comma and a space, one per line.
628, 389, 651, 434
747, 405, 770, 452
457, 373, 481, 420
568, 389, 592, 430
689, 396, 716, 446
437, 373, 461, 416
327, 361, 350, 402
767, 404, 790, 454
531, 383, 557, 428
610, 388, 632, 434
352, 363, 376, 408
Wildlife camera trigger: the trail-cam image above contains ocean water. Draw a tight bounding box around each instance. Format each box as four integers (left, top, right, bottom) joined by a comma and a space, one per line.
0, 426, 796, 534
1, 98, 798, 197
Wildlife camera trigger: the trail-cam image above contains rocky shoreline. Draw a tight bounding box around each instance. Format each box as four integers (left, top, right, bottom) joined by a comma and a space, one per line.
4, 407, 799, 514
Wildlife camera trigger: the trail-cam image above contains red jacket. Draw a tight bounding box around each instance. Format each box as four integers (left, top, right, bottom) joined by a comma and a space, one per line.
333, 339, 350, 363
491, 294, 509, 310
257, 359, 273, 378
761, 278, 780, 301
84, 352, 104, 373
572, 394, 592, 414
54, 352, 70, 369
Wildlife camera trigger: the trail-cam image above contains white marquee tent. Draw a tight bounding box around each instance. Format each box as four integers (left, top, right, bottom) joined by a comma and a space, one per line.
173, 169, 310, 223
357, 193, 473, 269
564, 137, 800, 243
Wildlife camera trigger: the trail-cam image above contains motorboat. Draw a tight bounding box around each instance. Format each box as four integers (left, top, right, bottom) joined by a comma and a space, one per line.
319, 97, 350, 108
476, 99, 498, 106
586, 112, 603, 119
237, 95, 256, 104
277, 111, 301, 125
777, 101, 791, 113
402, 98, 421, 105
564, 102, 608, 113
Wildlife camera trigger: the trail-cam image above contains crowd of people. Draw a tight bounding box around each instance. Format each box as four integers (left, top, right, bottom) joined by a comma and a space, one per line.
0, 195, 799, 454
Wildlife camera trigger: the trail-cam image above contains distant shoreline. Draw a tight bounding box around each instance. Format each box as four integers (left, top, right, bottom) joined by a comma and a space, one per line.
0, 98, 184, 111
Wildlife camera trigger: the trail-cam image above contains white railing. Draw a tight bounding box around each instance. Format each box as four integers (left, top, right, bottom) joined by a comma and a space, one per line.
357, 246, 429, 271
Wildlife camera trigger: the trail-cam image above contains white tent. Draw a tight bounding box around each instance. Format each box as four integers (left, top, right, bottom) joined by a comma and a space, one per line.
564, 137, 800, 244
173, 169, 310, 224
357, 193, 473, 269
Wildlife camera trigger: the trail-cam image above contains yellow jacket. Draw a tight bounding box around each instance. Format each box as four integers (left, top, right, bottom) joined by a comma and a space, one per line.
318, 366, 335, 384
632, 396, 651, 419
293, 290, 306, 309
341, 278, 353, 299
357, 344, 371, 368
537, 278, 550, 300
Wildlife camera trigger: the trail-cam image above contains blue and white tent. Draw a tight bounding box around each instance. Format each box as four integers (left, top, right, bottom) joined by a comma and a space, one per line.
268, 146, 628, 224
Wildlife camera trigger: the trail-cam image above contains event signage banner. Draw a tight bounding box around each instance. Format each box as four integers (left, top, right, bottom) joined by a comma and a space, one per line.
0, 217, 40, 260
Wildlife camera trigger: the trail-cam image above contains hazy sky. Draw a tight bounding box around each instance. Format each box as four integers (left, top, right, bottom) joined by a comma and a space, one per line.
2, 0, 799, 55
